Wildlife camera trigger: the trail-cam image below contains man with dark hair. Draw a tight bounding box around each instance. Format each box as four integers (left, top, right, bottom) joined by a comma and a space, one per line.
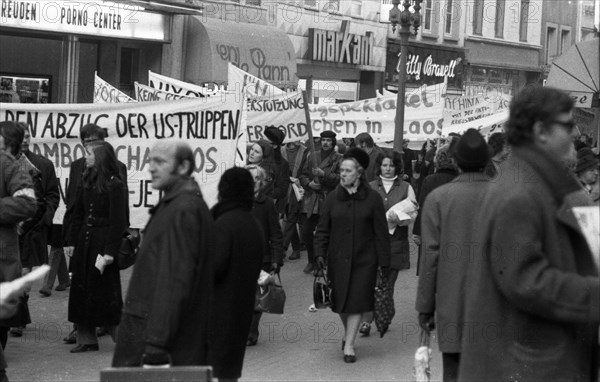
112, 140, 214, 368
354, 132, 384, 182
484, 132, 510, 178
0, 121, 37, 382
62, 123, 129, 343
459, 86, 599, 381
416, 129, 490, 382
299, 131, 341, 274
264, 126, 291, 217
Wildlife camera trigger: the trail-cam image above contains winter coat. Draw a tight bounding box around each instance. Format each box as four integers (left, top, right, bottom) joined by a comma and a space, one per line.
413, 168, 459, 236
112, 177, 214, 367
369, 177, 415, 270
252, 194, 284, 265
314, 182, 391, 313
459, 145, 599, 382
66, 177, 127, 326
365, 147, 384, 183
415, 172, 490, 353
209, 200, 264, 379
281, 144, 308, 214
299, 150, 341, 217
63, 157, 128, 244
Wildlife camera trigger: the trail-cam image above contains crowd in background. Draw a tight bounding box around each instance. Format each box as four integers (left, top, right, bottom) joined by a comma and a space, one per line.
1, 85, 599, 382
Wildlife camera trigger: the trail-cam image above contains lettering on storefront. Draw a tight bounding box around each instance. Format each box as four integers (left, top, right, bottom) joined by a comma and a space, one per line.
216, 45, 291, 83
398, 54, 461, 81
309, 21, 374, 66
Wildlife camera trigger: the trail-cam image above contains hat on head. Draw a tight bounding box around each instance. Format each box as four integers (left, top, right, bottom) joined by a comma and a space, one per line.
320, 131, 337, 139
343, 147, 370, 170
575, 148, 599, 174
264, 126, 285, 146
218, 167, 254, 205
453, 129, 489, 171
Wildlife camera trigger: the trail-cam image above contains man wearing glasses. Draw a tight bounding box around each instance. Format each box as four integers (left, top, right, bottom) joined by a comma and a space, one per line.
458, 86, 599, 382
61, 123, 129, 344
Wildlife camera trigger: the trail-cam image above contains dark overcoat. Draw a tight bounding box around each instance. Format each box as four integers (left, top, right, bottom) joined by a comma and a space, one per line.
314, 182, 391, 313
415, 172, 490, 353
459, 146, 599, 382
299, 150, 341, 217
208, 200, 264, 379
67, 177, 127, 326
252, 194, 284, 265
112, 178, 214, 367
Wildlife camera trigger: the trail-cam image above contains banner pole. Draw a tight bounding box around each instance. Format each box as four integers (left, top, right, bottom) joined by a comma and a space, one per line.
302, 90, 319, 169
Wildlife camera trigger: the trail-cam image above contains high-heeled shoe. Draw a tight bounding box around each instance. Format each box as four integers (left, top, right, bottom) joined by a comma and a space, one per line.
70, 344, 99, 353
343, 354, 356, 363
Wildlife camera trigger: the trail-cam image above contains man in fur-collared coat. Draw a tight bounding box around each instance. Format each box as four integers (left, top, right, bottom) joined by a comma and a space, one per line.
459, 87, 599, 382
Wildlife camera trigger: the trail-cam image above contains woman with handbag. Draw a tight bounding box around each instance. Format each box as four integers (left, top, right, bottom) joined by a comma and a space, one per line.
64, 141, 127, 353
245, 164, 284, 346
209, 167, 265, 382
314, 148, 391, 363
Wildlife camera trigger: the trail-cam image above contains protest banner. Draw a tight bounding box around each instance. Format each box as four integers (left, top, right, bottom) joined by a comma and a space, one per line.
94, 72, 135, 103
135, 82, 195, 102
228, 63, 288, 98
443, 94, 510, 137
148, 71, 222, 98
0, 95, 245, 228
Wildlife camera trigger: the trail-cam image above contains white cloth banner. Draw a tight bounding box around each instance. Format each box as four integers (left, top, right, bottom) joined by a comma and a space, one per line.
94, 72, 135, 103
0, 95, 245, 228
228, 63, 287, 98
443, 94, 510, 137
135, 82, 195, 101
246, 90, 307, 143
148, 71, 221, 98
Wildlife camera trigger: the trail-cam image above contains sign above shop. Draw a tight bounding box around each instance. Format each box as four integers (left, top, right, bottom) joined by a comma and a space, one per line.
386, 42, 465, 89
0, 0, 169, 41
309, 21, 374, 66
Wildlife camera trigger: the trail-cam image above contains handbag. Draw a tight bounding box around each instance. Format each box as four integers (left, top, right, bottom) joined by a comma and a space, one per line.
373, 268, 395, 338
313, 269, 332, 309
255, 273, 286, 314
118, 233, 140, 270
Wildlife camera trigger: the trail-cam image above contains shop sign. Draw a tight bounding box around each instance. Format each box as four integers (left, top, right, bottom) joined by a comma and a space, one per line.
386, 43, 464, 88
309, 21, 374, 66
0, 0, 169, 41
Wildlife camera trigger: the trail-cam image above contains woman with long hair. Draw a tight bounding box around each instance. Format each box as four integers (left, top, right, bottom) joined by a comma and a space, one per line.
65, 141, 127, 353
313, 148, 391, 363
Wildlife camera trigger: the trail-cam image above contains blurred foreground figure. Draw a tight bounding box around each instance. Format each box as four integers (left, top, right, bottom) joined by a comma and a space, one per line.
112, 140, 214, 367
459, 86, 599, 382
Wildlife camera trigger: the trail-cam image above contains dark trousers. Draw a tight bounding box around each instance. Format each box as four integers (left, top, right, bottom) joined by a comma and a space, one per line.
42, 246, 69, 291
442, 352, 461, 382
300, 213, 320, 264
282, 211, 302, 252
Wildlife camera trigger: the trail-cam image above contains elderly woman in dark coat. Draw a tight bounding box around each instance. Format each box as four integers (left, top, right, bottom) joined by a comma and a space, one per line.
209, 167, 265, 382
245, 164, 284, 346
314, 148, 391, 363
65, 141, 127, 353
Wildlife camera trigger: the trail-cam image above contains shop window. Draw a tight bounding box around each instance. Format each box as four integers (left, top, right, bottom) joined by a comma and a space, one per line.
445, 0, 454, 35
546, 26, 557, 63
519, 0, 529, 42
472, 0, 484, 35
0, 74, 51, 103
495, 0, 505, 38
120, 48, 139, 97
559, 28, 571, 55
423, 0, 433, 32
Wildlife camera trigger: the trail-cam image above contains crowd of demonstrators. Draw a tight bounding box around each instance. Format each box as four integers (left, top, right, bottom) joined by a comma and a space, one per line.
281, 140, 308, 261
64, 141, 127, 353
245, 165, 284, 346
354, 133, 384, 182
0, 121, 37, 382
416, 129, 491, 382
209, 167, 265, 382
298, 131, 342, 274
314, 148, 391, 363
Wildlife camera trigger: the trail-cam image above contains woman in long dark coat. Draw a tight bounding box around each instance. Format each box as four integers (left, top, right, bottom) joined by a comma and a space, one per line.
65, 141, 127, 353
209, 167, 265, 382
245, 164, 284, 346
314, 148, 391, 363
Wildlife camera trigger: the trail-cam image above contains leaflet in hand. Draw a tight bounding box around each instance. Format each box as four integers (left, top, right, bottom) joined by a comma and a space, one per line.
95, 254, 107, 275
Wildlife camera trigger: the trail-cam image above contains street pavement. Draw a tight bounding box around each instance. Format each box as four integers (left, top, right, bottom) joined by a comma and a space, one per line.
4, 242, 444, 382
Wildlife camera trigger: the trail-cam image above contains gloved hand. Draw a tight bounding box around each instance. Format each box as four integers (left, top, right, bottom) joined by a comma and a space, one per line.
315, 256, 326, 271
142, 345, 170, 366
270, 263, 281, 274
418, 312, 435, 332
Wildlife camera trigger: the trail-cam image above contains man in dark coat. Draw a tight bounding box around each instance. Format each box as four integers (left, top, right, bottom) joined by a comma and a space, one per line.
281, 140, 308, 260
354, 132, 384, 182
459, 87, 599, 382
112, 140, 214, 367
264, 126, 291, 215
209, 167, 265, 381
299, 131, 341, 274
0, 121, 37, 382
416, 129, 490, 382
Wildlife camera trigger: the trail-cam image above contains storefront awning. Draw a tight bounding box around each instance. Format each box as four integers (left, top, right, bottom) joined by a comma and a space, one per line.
184, 17, 297, 90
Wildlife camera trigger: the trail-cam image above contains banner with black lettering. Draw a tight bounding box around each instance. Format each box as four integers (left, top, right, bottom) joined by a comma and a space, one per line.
148, 71, 221, 97
134, 82, 194, 101
0, 95, 245, 228
246, 90, 307, 143
94, 72, 135, 103
443, 94, 510, 138
228, 63, 287, 98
